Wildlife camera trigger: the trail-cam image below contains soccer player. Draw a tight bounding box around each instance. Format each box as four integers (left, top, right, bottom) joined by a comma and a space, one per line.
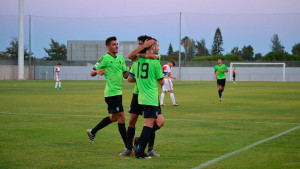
128, 40, 164, 159
160, 61, 179, 106
215, 59, 228, 101
233, 67, 237, 83
120, 36, 164, 157
86, 36, 130, 153
55, 63, 62, 89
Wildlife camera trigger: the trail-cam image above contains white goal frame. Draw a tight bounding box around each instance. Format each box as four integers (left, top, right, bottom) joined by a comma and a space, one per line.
229, 62, 286, 82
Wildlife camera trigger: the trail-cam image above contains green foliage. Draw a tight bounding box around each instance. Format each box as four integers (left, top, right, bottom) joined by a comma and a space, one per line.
254, 53, 263, 60
211, 27, 224, 55
271, 34, 284, 52
262, 51, 300, 61
187, 39, 196, 60
231, 46, 242, 57
291, 43, 300, 56
167, 43, 174, 56
44, 39, 67, 60
181, 36, 190, 61
1, 38, 32, 60
196, 39, 209, 56
192, 54, 244, 61
241, 45, 254, 61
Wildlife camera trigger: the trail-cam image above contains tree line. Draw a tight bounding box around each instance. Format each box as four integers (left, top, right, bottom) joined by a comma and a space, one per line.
163, 27, 300, 62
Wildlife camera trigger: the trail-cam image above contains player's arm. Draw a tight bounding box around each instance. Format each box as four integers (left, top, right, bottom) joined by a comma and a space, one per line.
128, 39, 155, 60
214, 69, 218, 79
158, 78, 164, 86
139, 53, 159, 60
91, 69, 105, 76
91, 57, 106, 76
155, 60, 164, 86
123, 71, 129, 79
220, 69, 228, 72
127, 73, 136, 83
168, 72, 177, 80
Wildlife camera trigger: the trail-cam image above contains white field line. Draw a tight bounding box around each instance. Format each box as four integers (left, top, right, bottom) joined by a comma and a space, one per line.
192, 125, 300, 169
0, 111, 299, 125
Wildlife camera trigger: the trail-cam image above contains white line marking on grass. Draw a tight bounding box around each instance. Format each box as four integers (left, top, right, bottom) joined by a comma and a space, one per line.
0, 112, 299, 125
192, 125, 300, 169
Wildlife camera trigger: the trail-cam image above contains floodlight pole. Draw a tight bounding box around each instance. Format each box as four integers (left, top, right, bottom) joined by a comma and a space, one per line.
29, 14, 32, 80
178, 12, 181, 80
18, 0, 24, 80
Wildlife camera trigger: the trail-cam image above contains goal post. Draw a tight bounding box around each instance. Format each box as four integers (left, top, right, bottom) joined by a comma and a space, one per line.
229, 62, 286, 82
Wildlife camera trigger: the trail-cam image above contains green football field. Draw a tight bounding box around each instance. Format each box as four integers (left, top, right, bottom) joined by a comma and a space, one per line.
0, 80, 299, 169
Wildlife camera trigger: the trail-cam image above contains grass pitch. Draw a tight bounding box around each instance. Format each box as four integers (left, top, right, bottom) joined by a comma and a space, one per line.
0, 80, 299, 169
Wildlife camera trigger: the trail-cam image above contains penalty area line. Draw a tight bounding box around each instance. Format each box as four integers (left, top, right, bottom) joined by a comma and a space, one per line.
192, 125, 300, 169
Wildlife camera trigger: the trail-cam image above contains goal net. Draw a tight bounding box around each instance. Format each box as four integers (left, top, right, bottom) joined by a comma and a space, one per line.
229, 63, 286, 82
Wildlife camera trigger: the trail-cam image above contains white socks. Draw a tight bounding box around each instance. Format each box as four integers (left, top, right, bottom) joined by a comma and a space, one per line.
160, 93, 165, 104
170, 93, 176, 105
59, 81, 61, 88
55, 82, 58, 88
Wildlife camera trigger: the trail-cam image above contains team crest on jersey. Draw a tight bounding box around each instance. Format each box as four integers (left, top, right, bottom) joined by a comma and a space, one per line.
116, 107, 119, 111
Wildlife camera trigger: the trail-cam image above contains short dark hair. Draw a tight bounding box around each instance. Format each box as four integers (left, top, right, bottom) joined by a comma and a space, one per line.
58, 63, 61, 65
106, 36, 117, 46
170, 61, 175, 66
137, 35, 152, 43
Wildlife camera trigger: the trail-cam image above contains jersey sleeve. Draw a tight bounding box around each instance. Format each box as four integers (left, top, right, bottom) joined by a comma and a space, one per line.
93, 57, 105, 70
129, 62, 137, 78
223, 65, 228, 70
154, 61, 163, 80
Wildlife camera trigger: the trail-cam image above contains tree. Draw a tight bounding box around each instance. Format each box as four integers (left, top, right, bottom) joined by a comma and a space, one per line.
254, 53, 262, 60
195, 38, 209, 56
292, 43, 300, 56
187, 39, 197, 60
231, 46, 242, 57
2, 38, 31, 60
241, 45, 254, 61
271, 34, 284, 52
181, 36, 190, 61
167, 43, 174, 56
263, 51, 300, 61
44, 39, 67, 60
211, 27, 224, 55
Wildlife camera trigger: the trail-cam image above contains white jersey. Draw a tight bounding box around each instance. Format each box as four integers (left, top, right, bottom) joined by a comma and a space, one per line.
55, 66, 61, 81
162, 64, 171, 78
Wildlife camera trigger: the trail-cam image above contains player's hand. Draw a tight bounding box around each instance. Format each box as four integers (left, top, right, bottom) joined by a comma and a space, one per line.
143, 39, 155, 48
172, 77, 177, 80
96, 69, 105, 76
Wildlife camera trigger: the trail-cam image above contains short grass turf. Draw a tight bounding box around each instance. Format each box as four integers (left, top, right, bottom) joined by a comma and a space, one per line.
0, 80, 299, 169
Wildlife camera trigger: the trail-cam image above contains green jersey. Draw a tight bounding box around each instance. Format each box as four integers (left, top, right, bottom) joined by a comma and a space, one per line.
215, 64, 228, 79
93, 53, 127, 97
130, 57, 163, 106
132, 53, 161, 95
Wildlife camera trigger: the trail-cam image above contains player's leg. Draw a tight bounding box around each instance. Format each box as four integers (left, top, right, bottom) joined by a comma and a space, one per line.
217, 79, 222, 101
55, 75, 59, 89
148, 114, 164, 157
160, 90, 166, 106
168, 79, 179, 106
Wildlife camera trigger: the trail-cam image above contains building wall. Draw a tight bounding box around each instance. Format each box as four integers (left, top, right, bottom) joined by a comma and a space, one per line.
67, 40, 138, 62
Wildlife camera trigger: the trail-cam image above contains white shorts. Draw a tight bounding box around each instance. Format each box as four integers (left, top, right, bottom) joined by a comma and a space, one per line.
162, 78, 173, 92
55, 75, 61, 81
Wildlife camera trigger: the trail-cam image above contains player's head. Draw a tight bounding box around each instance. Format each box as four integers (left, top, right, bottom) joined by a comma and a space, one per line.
168, 61, 175, 67
106, 36, 118, 54
138, 35, 153, 53
58, 63, 61, 67
146, 38, 158, 53
217, 59, 222, 65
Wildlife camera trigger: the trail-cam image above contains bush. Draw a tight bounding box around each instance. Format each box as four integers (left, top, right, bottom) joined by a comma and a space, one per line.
262, 51, 300, 61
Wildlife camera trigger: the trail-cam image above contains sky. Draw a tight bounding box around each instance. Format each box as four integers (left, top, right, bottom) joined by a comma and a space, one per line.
0, 0, 300, 58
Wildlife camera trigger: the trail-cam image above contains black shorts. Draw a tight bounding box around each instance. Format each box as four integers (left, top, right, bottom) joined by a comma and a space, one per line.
129, 94, 143, 115
141, 105, 160, 119
129, 94, 162, 116
217, 79, 226, 87
233, 74, 236, 78
104, 95, 124, 114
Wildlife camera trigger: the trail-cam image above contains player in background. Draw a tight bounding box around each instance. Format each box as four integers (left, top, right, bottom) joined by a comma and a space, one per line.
55, 63, 62, 89
215, 59, 228, 101
121, 36, 164, 157
128, 40, 164, 159
160, 61, 179, 106
86, 37, 130, 154
233, 67, 237, 83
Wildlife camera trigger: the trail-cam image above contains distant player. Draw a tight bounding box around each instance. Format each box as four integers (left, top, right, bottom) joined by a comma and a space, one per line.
86, 36, 130, 154
160, 61, 179, 106
215, 59, 228, 101
55, 63, 62, 89
233, 67, 237, 83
